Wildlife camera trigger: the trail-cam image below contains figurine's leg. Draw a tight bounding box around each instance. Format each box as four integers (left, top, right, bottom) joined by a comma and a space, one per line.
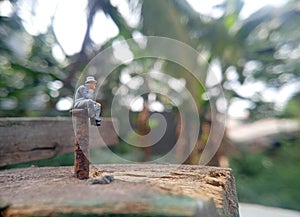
74, 100, 87, 109
94, 105, 101, 126
94, 105, 101, 121
86, 99, 96, 118
75, 100, 97, 126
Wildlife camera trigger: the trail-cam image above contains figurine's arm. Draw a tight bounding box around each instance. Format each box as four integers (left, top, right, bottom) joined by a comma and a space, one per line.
75, 85, 101, 108
78, 85, 94, 100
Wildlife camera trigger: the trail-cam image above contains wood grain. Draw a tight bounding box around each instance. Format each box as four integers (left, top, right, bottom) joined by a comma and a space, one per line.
0, 164, 239, 217
0, 117, 118, 166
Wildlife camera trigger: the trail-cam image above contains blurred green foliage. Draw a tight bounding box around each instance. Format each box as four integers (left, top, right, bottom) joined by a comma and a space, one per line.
230, 136, 300, 211
1, 0, 300, 118
0, 14, 68, 117
283, 93, 300, 119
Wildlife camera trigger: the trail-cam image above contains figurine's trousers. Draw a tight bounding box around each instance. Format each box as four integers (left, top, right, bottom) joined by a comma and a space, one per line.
74, 99, 101, 120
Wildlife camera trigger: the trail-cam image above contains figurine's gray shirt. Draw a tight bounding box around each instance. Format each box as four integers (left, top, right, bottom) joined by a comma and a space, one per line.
74, 84, 95, 105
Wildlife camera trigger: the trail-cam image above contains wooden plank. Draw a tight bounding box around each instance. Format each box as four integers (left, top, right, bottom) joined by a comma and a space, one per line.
0, 117, 119, 167
72, 109, 91, 179
0, 164, 239, 217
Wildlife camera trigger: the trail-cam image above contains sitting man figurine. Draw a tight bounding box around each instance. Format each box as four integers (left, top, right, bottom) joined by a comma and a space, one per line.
74, 76, 102, 126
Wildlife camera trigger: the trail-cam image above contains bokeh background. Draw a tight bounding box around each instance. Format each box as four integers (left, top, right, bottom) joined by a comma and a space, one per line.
0, 0, 299, 212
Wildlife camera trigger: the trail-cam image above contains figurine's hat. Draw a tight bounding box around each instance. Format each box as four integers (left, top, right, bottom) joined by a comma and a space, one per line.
85, 76, 97, 83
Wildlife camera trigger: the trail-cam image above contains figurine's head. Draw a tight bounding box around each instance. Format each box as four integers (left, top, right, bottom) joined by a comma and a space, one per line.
85, 76, 97, 90
85, 76, 97, 84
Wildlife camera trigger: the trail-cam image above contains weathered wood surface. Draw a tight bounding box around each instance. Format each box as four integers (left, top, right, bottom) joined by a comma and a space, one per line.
0, 164, 239, 217
72, 109, 91, 179
0, 117, 118, 167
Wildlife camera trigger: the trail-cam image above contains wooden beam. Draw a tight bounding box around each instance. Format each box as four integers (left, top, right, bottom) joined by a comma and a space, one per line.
0, 117, 118, 167
73, 110, 90, 179
0, 164, 239, 217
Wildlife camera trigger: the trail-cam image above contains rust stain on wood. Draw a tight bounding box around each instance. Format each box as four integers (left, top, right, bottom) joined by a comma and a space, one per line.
74, 140, 89, 180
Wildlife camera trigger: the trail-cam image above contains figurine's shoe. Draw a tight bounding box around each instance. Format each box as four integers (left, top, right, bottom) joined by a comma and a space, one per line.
95, 119, 101, 126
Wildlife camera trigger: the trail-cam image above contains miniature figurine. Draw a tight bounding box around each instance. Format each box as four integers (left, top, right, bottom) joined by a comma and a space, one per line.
74, 76, 102, 126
